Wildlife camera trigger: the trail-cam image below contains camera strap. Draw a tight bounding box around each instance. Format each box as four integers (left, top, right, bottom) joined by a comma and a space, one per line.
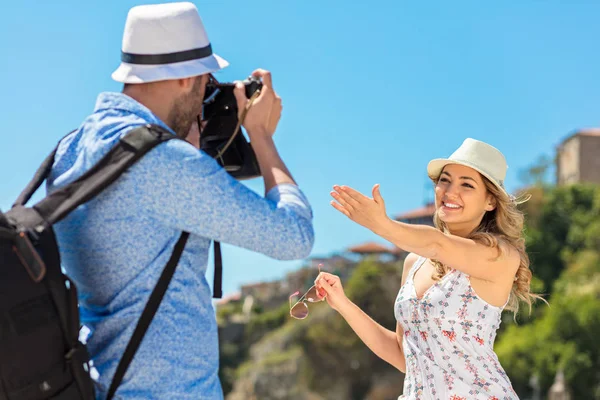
213, 241, 223, 299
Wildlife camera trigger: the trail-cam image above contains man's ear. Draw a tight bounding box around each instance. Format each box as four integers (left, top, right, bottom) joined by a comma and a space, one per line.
178, 77, 196, 92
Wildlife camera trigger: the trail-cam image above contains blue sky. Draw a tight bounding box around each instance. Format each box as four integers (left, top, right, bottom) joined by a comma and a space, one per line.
1, 1, 599, 297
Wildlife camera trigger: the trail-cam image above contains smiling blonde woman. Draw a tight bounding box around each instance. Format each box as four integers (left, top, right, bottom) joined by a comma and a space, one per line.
315, 138, 542, 400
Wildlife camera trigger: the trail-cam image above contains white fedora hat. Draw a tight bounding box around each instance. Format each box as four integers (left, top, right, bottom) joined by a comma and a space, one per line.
112, 2, 229, 84
427, 138, 509, 196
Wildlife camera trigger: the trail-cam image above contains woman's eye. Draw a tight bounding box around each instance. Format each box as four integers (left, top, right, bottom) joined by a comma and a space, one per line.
439, 178, 450, 183
463, 183, 474, 189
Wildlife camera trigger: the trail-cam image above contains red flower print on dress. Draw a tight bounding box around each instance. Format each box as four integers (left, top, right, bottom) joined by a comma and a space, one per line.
450, 396, 466, 400
489, 397, 499, 400
473, 335, 485, 345
442, 330, 456, 342
420, 331, 428, 340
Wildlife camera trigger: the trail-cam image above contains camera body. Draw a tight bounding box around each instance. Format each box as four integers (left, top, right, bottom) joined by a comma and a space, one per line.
200, 76, 263, 180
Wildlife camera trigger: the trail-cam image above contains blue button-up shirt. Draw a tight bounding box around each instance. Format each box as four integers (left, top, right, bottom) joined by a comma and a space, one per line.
47, 92, 314, 399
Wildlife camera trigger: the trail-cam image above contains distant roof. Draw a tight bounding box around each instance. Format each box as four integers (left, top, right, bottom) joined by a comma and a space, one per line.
215, 291, 241, 305
559, 128, 600, 147
390, 245, 404, 255
347, 241, 393, 254
577, 128, 600, 137
394, 203, 436, 220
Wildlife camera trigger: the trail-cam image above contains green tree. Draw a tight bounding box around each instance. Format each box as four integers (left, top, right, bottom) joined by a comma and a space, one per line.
497, 252, 600, 398
497, 184, 600, 399
521, 184, 599, 293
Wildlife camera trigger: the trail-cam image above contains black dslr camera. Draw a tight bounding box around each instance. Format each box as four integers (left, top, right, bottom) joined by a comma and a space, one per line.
200, 75, 263, 180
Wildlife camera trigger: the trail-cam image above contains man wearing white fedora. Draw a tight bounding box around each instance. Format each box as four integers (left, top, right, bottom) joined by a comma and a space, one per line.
47, 2, 314, 399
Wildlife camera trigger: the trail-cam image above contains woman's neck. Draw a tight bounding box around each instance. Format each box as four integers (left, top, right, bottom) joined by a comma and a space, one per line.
447, 220, 479, 238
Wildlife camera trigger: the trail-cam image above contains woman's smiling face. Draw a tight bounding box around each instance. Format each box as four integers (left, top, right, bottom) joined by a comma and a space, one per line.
434, 163, 496, 235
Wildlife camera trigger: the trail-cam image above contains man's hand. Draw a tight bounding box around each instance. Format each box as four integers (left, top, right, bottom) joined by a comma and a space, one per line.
232, 68, 294, 194
233, 69, 282, 139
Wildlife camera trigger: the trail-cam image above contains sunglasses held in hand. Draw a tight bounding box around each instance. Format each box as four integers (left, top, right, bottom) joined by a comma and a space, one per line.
289, 264, 327, 320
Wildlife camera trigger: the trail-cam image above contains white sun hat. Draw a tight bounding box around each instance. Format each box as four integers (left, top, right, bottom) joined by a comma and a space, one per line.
427, 138, 509, 196
111, 2, 229, 84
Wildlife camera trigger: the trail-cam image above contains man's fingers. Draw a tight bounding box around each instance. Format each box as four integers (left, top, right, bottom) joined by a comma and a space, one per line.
252, 69, 273, 90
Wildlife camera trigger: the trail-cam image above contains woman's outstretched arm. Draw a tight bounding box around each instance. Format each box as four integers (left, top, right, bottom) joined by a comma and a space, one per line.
330, 184, 519, 283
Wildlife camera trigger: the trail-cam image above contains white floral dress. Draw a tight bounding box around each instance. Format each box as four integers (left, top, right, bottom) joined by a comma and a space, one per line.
395, 257, 519, 400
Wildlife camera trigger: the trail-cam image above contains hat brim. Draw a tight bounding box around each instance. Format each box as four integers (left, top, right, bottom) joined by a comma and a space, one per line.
427, 158, 508, 196
111, 53, 229, 84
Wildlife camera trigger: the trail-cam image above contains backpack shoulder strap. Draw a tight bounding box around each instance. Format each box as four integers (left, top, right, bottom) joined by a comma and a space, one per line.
12, 130, 75, 207
33, 124, 176, 226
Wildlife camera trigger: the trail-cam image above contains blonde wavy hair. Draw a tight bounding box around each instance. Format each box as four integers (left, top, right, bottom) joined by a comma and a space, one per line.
430, 174, 543, 314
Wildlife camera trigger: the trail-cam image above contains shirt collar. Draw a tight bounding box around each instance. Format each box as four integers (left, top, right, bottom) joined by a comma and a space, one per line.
94, 92, 176, 135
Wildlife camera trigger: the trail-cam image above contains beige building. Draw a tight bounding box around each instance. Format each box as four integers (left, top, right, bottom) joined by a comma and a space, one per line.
346, 241, 402, 262
394, 202, 436, 226
556, 129, 600, 185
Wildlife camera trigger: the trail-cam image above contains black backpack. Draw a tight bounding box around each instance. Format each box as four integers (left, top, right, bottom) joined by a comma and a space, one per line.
0, 124, 223, 400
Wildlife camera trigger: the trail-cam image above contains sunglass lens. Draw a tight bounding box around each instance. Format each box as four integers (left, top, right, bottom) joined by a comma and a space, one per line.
290, 302, 309, 319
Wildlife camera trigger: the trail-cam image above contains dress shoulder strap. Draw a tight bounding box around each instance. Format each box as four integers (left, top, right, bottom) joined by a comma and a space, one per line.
408, 255, 428, 279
